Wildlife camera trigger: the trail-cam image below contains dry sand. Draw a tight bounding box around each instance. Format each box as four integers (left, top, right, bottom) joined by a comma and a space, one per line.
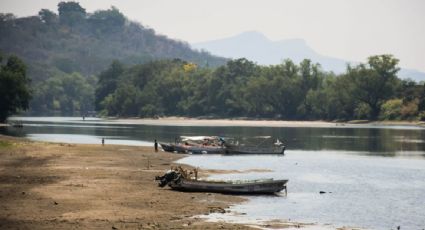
107, 117, 425, 128
0, 135, 251, 229
109, 117, 336, 127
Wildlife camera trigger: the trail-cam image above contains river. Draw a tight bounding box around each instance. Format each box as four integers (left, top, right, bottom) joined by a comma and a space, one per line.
2, 117, 425, 229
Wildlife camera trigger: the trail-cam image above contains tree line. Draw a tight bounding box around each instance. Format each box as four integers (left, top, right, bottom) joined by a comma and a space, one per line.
96, 55, 425, 121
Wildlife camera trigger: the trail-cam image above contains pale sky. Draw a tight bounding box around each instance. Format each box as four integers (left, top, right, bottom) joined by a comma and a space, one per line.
1, 0, 425, 72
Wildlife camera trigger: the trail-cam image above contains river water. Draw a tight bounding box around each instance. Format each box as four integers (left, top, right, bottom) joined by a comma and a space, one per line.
2, 117, 425, 229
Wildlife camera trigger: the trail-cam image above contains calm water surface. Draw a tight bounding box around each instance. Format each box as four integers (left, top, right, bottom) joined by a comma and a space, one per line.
179, 152, 425, 230
2, 117, 425, 229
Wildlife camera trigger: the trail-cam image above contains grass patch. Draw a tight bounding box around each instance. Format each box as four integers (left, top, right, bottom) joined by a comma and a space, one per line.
0, 140, 13, 148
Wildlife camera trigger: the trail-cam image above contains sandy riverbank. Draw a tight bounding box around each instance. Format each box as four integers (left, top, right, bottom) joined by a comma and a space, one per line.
107, 117, 425, 128
0, 135, 252, 229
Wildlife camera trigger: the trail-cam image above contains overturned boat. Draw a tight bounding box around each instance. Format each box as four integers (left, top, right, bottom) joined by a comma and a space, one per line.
155, 167, 288, 194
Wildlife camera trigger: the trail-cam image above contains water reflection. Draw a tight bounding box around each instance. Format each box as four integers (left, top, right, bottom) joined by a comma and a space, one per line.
1, 117, 425, 157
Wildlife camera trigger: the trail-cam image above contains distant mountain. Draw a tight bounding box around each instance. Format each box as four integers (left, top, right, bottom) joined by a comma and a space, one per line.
192, 31, 425, 81
0, 4, 226, 83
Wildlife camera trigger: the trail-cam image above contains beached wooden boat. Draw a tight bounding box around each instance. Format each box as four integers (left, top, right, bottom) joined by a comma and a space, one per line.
159, 143, 175, 152
160, 142, 225, 154
169, 178, 288, 194
155, 168, 288, 194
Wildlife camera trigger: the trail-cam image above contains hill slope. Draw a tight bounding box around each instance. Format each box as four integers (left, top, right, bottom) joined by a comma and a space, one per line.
192, 31, 425, 81
0, 4, 226, 83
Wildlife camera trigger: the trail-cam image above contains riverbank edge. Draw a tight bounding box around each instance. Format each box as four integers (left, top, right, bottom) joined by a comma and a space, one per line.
105, 117, 425, 128
0, 134, 256, 229
5, 117, 425, 128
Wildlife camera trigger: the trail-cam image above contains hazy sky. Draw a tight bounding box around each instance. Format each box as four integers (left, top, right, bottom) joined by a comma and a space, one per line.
1, 0, 424, 71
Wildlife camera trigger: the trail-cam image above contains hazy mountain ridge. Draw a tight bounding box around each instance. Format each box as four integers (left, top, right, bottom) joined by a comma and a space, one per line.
192, 31, 425, 81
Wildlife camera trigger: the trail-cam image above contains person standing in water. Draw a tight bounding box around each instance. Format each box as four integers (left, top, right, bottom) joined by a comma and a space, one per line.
154, 139, 158, 152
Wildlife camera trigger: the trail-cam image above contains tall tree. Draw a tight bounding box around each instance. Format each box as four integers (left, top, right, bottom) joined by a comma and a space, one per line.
346, 55, 400, 119
38, 9, 58, 25
0, 55, 32, 122
95, 60, 124, 111
58, 1, 86, 27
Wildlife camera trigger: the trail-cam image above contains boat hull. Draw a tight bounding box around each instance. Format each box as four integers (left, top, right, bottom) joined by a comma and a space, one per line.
225, 145, 285, 155
159, 143, 224, 154
160, 142, 285, 155
169, 179, 288, 194
159, 143, 175, 152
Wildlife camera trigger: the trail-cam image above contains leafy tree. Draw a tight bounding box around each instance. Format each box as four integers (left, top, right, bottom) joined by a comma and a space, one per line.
58, 1, 86, 27
0, 55, 31, 122
207, 58, 257, 116
88, 6, 125, 34
106, 84, 141, 116
345, 55, 400, 119
297, 59, 322, 118
38, 9, 58, 25
400, 99, 419, 119
380, 99, 403, 120
95, 60, 124, 111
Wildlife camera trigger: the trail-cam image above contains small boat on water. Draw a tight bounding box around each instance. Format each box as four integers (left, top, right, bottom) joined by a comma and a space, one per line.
225, 144, 285, 154
225, 136, 286, 155
160, 135, 286, 155
155, 167, 288, 194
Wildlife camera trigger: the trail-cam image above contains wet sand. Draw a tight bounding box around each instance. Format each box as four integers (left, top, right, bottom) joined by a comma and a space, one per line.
0, 135, 250, 229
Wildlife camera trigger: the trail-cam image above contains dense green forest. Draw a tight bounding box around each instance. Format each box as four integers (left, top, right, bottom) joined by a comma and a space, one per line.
0, 2, 225, 115
96, 55, 425, 121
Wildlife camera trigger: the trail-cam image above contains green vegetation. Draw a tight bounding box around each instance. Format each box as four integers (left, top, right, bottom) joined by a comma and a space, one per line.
0, 2, 225, 115
96, 55, 425, 121
0, 140, 13, 148
1, 2, 424, 121
0, 54, 32, 122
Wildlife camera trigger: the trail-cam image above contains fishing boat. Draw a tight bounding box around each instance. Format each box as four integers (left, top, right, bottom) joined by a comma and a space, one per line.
159, 136, 225, 154
224, 136, 286, 155
155, 167, 288, 194
159, 143, 175, 152
225, 144, 285, 154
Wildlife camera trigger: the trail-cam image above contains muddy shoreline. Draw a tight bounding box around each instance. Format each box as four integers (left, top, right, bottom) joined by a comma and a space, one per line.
0, 135, 251, 229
